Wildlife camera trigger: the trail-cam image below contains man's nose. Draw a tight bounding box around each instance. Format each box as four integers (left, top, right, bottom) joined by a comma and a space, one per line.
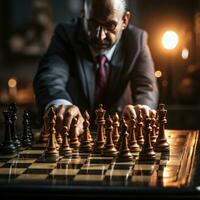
96, 26, 107, 41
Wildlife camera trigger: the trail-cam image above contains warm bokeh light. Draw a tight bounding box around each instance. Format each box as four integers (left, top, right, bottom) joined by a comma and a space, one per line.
8, 78, 17, 88
181, 48, 189, 60
155, 70, 162, 78
161, 31, 179, 50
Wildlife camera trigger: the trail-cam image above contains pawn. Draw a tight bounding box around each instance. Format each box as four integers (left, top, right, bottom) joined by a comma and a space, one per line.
59, 126, 72, 156
80, 111, 93, 153
39, 125, 49, 143
70, 117, 80, 149
0, 111, 16, 154
139, 117, 156, 161
102, 115, 118, 157
117, 120, 133, 162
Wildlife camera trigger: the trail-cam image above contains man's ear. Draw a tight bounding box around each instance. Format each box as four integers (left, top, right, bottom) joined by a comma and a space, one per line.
122, 11, 131, 30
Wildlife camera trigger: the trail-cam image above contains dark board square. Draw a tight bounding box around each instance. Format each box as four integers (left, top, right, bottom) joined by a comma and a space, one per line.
57, 163, 83, 169
24, 168, 53, 174
2, 163, 32, 168
77, 169, 106, 175
108, 164, 134, 170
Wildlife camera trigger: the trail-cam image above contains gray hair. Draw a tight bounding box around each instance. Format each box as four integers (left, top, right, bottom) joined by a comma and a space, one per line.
84, 0, 129, 13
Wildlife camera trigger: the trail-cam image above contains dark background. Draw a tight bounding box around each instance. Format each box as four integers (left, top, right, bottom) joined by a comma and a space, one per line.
0, 0, 200, 139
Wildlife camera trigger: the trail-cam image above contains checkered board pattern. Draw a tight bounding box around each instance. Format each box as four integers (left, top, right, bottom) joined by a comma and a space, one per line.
0, 130, 198, 187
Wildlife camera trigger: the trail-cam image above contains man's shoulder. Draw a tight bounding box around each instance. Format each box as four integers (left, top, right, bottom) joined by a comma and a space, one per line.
122, 24, 148, 48
125, 24, 146, 38
54, 18, 81, 38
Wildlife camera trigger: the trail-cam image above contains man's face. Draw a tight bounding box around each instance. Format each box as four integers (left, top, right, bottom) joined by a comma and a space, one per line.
83, 0, 130, 55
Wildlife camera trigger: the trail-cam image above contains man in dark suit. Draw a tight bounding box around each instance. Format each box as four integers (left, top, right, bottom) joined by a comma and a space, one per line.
33, 0, 159, 133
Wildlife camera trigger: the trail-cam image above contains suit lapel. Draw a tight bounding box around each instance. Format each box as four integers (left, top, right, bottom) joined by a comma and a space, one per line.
75, 26, 96, 110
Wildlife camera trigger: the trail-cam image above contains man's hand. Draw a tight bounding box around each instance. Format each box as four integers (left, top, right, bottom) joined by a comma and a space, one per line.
122, 104, 156, 120
43, 105, 84, 136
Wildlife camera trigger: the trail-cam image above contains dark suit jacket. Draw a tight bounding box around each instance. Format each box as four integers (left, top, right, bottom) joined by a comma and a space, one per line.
33, 18, 159, 116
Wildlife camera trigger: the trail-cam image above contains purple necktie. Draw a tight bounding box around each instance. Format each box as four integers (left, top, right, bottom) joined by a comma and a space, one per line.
95, 55, 108, 103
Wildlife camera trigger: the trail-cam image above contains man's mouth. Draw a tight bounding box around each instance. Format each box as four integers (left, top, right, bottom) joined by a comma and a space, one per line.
94, 42, 109, 49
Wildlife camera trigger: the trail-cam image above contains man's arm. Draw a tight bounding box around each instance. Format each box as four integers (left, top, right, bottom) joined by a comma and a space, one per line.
131, 31, 159, 110
33, 24, 73, 114
33, 24, 84, 134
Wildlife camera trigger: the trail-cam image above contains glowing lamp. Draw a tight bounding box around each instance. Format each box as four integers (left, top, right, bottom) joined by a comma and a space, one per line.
162, 31, 179, 50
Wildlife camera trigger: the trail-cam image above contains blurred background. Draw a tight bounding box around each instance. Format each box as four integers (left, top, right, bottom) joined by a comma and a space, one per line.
0, 0, 200, 134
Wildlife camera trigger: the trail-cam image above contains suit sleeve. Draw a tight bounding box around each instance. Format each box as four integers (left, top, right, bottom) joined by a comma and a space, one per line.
130, 31, 159, 109
33, 24, 73, 114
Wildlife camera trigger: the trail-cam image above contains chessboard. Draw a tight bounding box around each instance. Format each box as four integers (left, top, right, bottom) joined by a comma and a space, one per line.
0, 129, 198, 187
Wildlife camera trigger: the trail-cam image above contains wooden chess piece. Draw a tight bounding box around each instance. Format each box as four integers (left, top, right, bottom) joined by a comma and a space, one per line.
129, 116, 141, 153
154, 104, 169, 152
103, 115, 118, 157
45, 107, 59, 157
59, 126, 72, 156
80, 111, 93, 153
136, 110, 144, 146
94, 104, 105, 153
112, 113, 120, 146
139, 117, 156, 161
117, 120, 133, 162
56, 130, 63, 146
70, 116, 80, 149
39, 125, 49, 143
0, 111, 16, 154
150, 111, 157, 145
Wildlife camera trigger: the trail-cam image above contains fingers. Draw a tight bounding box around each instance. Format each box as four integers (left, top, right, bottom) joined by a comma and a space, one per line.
43, 104, 84, 135
122, 105, 137, 121
56, 105, 67, 134
63, 105, 78, 130
122, 104, 157, 121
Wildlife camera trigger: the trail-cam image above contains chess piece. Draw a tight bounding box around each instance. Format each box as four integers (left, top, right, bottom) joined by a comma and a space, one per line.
103, 115, 118, 157
39, 125, 49, 143
26, 111, 33, 140
154, 104, 169, 152
70, 117, 80, 149
139, 117, 156, 161
56, 129, 63, 146
45, 107, 59, 157
150, 111, 157, 145
136, 110, 144, 146
59, 126, 72, 156
129, 116, 141, 153
112, 113, 120, 146
21, 111, 32, 147
94, 104, 105, 153
0, 111, 16, 154
8, 103, 21, 148
117, 120, 133, 162
80, 111, 93, 153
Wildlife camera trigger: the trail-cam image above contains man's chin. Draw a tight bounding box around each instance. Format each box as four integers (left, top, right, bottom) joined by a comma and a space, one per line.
93, 46, 111, 55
